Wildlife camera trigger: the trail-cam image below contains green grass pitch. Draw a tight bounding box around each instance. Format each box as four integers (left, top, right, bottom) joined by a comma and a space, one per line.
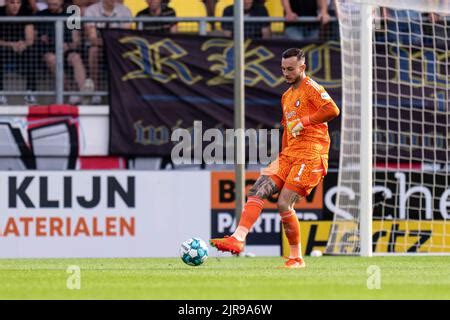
0, 256, 449, 299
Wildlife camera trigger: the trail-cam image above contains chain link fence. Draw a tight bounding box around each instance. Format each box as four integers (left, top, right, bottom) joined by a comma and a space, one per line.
0, 16, 339, 106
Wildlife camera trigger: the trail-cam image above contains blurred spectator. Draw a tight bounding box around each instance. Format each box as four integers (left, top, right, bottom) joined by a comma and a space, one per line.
84, 0, 131, 104
202, 0, 216, 30
6, 0, 98, 11
36, 0, 49, 10
222, 0, 271, 39
21, 0, 37, 13
202, 0, 215, 17
321, 0, 338, 40
430, 12, 446, 36
36, 0, 88, 105
282, 0, 330, 41
136, 0, 177, 34
422, 12, 449, 48
0, 0, 36, 105
65, 0, 98, 15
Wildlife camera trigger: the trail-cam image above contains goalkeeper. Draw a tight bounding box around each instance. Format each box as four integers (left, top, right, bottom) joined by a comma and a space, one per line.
210, 48, 340, 268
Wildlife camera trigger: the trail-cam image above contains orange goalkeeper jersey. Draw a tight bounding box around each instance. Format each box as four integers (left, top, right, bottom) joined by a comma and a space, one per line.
280, 76, 340, 161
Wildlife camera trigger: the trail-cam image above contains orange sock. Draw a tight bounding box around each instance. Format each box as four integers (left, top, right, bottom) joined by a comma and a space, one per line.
280, 210, 302, 259
232, 196, 264, 241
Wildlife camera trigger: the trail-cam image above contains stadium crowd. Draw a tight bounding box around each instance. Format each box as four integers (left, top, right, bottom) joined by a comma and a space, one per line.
0, 0, 340, 105
0, 0, 447, 105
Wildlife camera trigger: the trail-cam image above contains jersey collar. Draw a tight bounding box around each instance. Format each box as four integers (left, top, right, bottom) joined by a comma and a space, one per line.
291, 76, 309, 92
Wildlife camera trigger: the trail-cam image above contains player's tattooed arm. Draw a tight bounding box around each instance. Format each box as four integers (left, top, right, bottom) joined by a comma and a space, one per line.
248, 176, 279, 199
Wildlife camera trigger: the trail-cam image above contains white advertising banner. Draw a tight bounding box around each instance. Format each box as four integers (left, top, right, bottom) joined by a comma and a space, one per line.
0, 171, 211, 258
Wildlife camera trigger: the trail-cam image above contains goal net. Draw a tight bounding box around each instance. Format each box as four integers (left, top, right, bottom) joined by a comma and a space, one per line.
326, 0, 450, 255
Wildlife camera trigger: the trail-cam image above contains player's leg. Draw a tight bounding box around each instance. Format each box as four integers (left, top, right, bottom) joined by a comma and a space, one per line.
276, 157, 325, 268
0, 47, 8, 104
277, 186, 305, 268
234, 156, 290, 240
43, 52, 57, 75
67, 51, 87, 105
21, 46, 37, 100
232, 175, 280, 240
88, 45, 100, 90
67, 52, 87, 92
209, 175, 281, 254
210, 156, 289, 254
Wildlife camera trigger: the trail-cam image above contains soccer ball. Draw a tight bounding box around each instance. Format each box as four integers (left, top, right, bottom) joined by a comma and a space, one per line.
310, 249, 323, 257
180, 238, 209, 266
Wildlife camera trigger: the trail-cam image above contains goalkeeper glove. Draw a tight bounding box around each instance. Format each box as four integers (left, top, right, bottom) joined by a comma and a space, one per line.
287, 119, 304, 137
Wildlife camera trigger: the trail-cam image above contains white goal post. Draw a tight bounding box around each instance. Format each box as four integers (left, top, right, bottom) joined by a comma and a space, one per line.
326, 0, 450, 256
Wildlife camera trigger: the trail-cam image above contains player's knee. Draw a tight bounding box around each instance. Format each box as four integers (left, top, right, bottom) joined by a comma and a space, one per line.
277, 197, 290, 213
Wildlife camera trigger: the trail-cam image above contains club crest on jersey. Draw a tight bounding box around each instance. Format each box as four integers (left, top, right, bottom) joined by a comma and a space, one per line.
295, 99, 300, 107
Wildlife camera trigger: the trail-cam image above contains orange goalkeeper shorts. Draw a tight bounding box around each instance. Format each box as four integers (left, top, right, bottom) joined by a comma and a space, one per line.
261, 154, 327, 197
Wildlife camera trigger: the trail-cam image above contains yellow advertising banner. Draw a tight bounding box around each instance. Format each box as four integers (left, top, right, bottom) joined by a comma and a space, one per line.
282, 220, 450, 256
